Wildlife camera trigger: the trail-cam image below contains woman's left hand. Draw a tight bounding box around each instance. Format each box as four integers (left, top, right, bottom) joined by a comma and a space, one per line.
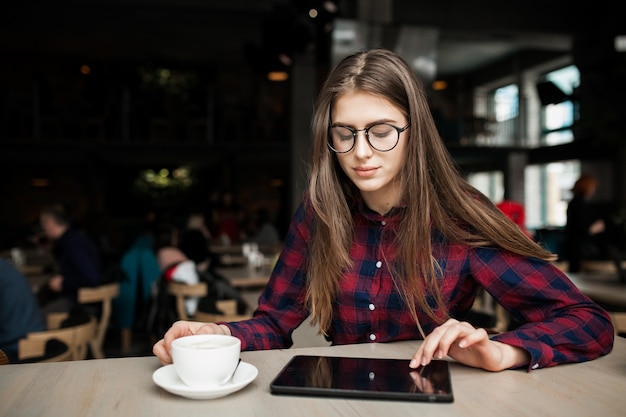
410, 318, 529, 372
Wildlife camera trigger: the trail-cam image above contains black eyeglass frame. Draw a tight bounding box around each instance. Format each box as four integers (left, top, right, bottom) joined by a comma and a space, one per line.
327, 122, 410, 153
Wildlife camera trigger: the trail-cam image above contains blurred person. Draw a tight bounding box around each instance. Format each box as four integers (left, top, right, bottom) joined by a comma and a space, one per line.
177, 227, 248, 315
212, 191, 246, 244
154, 48, 613, 372
38, 204, 102, 314
202, 189, 222, 239
566, 173, 625, 279
0, 258, 46, 363
565, 174, 606, 272
186, 212, 212, 241
152, 225, 247, 319
247, 207, 281, 246
113, 216, 161, 344
153, 223, 185, 271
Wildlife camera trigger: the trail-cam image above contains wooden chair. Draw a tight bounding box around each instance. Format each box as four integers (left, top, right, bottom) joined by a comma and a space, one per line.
77, 282, 120, 359
47, 312, 95, 360
167, 281, 251, 323
18, 313, 97, 362
167, 281, 208, 321
194, 299, 252, 323
0, 349, 9, 365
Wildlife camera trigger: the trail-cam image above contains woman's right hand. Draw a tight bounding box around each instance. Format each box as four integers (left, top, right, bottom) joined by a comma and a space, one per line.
152, 320, 232, 365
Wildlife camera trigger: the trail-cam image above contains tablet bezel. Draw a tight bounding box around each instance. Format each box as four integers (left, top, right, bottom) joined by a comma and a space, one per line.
269, 355, 454, 403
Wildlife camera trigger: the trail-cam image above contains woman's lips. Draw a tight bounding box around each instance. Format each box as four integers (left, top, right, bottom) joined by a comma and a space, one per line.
353, 166, 378, 178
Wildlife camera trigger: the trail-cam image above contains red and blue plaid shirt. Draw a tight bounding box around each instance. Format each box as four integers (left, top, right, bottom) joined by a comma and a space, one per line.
226, 194, 614, 370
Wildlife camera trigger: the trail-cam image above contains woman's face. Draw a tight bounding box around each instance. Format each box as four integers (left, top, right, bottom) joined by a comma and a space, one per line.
331, 90, 409, 215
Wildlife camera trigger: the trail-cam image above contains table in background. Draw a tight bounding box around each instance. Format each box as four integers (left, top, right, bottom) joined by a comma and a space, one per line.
1, 248, 54, 292
25, 273, 50, 293
210, 244, 282, 255
1, 338, 625, 417
566, 272, 626, 308
19, 264, 46, 276
217, 266, 270, 289
210, 243, 282, 267
11, 261, 50, 293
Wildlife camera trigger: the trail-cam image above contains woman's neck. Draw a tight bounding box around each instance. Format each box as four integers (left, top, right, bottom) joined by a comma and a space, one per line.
360, 189, 402, 216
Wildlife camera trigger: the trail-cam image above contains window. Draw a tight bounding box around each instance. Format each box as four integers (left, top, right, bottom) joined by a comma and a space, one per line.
525, 160, 580, 230
472, 82, 519, 146
539, 65, 580, 146
523, 65, 581, 230
467, 171, 504, 203
494, 84, 519, 122
469, 62, 581, 232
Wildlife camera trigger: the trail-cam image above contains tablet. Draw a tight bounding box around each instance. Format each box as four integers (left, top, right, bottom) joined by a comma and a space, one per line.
270, 355, 453, 403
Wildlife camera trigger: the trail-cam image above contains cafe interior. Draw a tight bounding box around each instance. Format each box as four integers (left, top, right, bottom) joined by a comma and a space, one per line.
1, 0, 625, 365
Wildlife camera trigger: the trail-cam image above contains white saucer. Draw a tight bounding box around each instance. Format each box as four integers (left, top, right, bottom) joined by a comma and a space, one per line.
153, 362, 258, 400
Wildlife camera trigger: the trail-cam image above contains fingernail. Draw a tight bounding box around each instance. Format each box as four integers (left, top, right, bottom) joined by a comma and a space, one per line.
421, 357, 427, 366
409, 359, 417, 368
436, 350, 443, 359
459, 340, 466, 348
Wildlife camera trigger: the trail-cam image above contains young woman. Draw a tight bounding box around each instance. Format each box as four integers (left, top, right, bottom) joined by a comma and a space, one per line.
154, 48, 614, 372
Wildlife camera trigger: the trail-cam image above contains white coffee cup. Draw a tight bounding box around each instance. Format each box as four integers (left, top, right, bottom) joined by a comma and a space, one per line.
171, 334, 241, 388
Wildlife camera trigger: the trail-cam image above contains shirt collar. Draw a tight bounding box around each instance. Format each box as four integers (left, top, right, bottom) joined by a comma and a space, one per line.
353, 194, 407, 222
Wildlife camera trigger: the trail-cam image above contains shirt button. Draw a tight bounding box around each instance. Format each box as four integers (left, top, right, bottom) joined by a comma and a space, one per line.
381, 221, 386, 226
375, 261, 382, 268
368, 303, 375, 311
369, 334, 376, 341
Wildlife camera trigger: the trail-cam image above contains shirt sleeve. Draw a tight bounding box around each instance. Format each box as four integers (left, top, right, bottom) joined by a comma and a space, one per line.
223, 199, 313, 350
470, 246, 615, 371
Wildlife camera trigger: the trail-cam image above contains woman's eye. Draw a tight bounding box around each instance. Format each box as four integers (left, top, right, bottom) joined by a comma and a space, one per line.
334, 127, 353, 141
369, 124, 393, 138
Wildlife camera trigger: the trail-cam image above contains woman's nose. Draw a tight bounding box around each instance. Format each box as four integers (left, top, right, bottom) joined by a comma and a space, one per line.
353, 131, 372, 158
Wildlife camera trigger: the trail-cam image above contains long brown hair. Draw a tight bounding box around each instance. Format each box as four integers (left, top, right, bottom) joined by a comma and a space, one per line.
307, 48, 556, 335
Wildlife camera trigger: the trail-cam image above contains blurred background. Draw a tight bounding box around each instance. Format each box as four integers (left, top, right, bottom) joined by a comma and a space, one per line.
1, 0, 625, 261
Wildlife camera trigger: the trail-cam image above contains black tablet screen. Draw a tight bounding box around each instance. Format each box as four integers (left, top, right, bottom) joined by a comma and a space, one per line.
270, 355, 453, 402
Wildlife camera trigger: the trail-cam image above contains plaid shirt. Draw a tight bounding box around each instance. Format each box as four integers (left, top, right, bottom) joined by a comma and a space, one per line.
226, 194, 614, 370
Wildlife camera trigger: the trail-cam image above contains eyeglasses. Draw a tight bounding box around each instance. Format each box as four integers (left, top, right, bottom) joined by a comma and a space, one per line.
328, 123, 410, 153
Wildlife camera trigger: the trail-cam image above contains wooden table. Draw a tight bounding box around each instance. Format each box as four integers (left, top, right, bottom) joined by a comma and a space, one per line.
1, 338, 625, 417
19, 264, 46, 276
210, 244, 282, 255
211, 244, 282, 267
217, 266, 271, 289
